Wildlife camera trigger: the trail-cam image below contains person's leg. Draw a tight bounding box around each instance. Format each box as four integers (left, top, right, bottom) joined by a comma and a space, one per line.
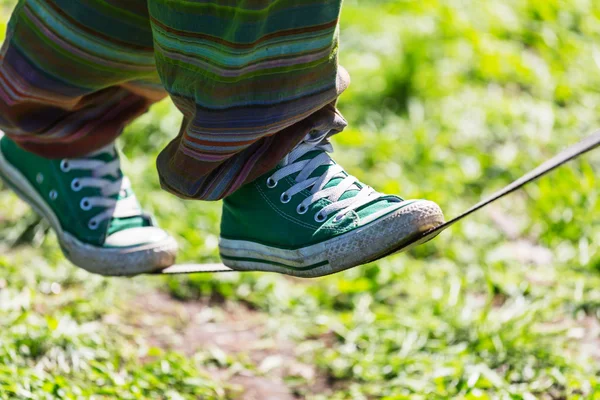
149, 0, 349, 200
0, 0, 165, 156
149, 0, 445, 276
0, 0, 177, 275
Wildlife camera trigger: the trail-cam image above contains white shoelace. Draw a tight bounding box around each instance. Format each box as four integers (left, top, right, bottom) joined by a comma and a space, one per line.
267, 137, 396, 223
60, 146, 141, 230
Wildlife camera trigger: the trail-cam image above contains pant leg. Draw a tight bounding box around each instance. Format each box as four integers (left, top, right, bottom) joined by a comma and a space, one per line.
0, 0, 164, 158
150, 0, 349, 201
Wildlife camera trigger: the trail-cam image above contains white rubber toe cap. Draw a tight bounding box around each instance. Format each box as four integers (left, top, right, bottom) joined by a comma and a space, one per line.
104, 226, 172, 248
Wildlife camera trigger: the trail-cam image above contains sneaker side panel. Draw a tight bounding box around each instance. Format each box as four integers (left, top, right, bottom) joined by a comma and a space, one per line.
0, 137, 106, 244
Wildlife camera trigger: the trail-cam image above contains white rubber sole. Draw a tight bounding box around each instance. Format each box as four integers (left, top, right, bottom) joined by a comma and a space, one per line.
0, 142, 178, 276
219, 200, 445, 278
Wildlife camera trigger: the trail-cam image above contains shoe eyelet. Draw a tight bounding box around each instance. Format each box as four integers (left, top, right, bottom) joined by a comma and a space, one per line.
49, 190, 58, 200
333, 213, 345, 223
80, 198, 92, 211
71, 179, 82, 192
36, 173, 44, 184
314, 211, 327, 223
296, 204, 308, 215
280, 192, 291, 204
266, 177, 278, 188
88, 219, 99, 230
60, 160, 71, 172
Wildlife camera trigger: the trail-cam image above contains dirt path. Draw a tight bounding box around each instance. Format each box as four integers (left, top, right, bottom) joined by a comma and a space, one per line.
112, 291, 326, 399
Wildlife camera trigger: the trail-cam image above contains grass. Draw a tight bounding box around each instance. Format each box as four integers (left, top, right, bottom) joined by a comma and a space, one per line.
1, 0, 600, 398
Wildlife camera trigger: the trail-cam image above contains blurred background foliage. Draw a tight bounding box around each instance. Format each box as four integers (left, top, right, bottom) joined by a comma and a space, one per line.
0, 0, 600, 398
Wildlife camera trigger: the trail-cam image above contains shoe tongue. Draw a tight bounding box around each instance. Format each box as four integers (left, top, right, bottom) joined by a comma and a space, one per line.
293, 150, 362, 200
107, 189, 150, 236
79, 149, 149, 236
107, 216, 148, 236
324, 177, 360, 201
320, 174, 397, 215
286, 147, 401, 217
83, 149, 121, 182
293, 149, 398, 212
86, 147, 118, 163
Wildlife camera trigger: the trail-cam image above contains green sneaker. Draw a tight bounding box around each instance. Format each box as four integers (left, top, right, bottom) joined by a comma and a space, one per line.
0, 133, 178, 275
219, 134, 445, 277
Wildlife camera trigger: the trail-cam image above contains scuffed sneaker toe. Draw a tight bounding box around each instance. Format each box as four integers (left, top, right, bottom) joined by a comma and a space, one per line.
63, 230, 179, 276
400, 199, 445, 232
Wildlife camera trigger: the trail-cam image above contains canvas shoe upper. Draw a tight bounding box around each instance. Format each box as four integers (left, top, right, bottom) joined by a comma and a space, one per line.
219, 133, 445, 277
0, 134, 178, 275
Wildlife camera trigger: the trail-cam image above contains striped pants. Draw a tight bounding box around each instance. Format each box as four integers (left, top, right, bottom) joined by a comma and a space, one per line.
0, 0, 348, 200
